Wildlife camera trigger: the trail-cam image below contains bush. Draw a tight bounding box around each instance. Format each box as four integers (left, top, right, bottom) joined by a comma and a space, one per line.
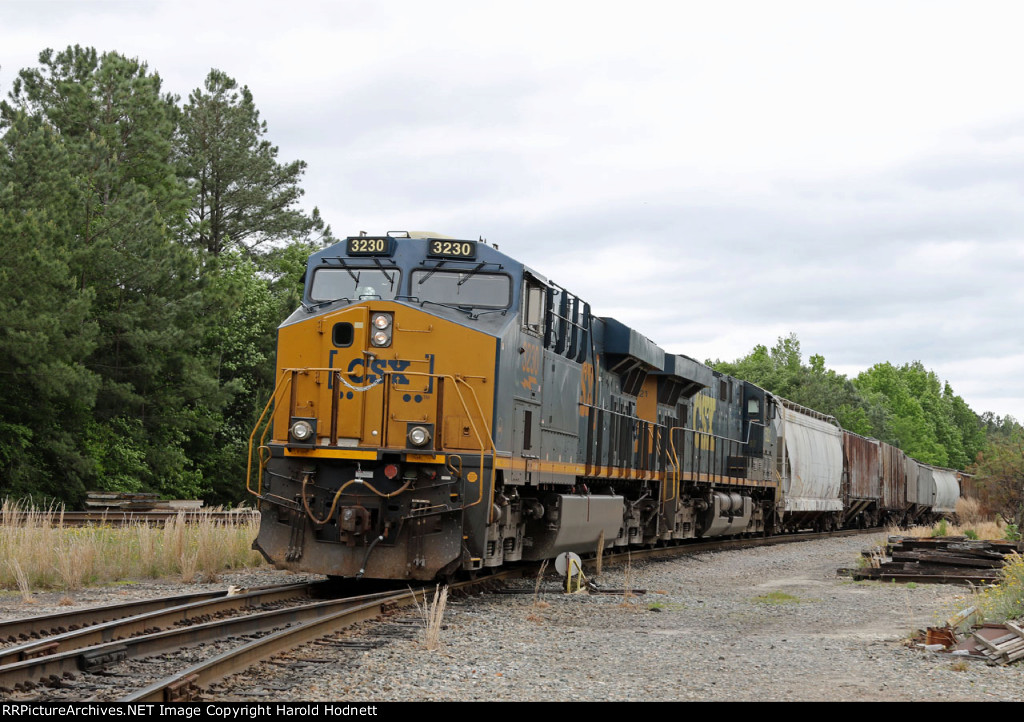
973, 553, 1024, 623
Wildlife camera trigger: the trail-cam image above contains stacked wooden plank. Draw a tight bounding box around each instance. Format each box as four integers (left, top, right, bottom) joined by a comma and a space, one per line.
84, 492, 203, 511
85, 491, 161, 510
851, 536, 1023, 584
969, 622, 1024, 666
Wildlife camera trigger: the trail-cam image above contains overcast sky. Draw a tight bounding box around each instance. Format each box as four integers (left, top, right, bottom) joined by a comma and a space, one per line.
4, 0, 1023, 420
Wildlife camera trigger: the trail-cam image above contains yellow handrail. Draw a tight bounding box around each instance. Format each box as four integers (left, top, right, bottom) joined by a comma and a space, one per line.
246, 366, 497, 521
246, 371, 295, 498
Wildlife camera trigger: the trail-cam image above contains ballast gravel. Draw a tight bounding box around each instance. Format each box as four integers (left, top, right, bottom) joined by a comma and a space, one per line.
3, 533, 1022, 702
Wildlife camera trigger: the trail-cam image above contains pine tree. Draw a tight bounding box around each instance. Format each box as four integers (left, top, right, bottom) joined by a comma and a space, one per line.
178, 69, 332, 258
2, 47, 228, 500
0, 112, 100, 501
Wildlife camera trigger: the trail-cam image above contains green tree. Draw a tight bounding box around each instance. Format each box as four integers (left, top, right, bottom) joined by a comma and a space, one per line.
854, 361, 946, 464
853, 361, 986, 469
0, 112, 100, 501
710, 333, 882, 436
178, 69, 332, 258
710, 334, 987, 470
971, 424, 1024, 528
2, 47, 228, 500
1, 48, 333, 505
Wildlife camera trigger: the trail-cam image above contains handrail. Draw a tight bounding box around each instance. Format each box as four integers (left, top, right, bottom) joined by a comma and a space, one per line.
662, 423, 769, 516
246, 371, 296, 498
246, 366, 496, 522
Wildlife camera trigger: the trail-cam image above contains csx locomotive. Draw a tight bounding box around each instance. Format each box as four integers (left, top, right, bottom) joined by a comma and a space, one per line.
247, 232, 960, 581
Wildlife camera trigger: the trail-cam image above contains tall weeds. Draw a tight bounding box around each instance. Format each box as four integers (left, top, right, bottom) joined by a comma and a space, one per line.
972, 553, 1024, 624
414, 584, 449, 650
0, 500, 265, 592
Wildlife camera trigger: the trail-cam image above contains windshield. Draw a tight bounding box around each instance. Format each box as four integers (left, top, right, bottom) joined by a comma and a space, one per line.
411, 270, 511, 309
309, 267, 401, 302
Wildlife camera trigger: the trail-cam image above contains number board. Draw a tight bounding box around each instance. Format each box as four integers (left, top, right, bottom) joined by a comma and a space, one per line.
346, 237, 393, 256
427, 239, 477, 259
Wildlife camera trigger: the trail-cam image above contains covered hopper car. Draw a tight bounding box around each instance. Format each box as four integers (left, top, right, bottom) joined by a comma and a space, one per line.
246, 232, 961, 581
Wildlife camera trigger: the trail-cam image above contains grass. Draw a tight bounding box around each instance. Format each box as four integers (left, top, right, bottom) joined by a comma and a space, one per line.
752, 591, 801, 605
414, 584, 449, 650
892, 519, 1008, 541
894, 497, 1014, 542
0, 500, 265, 592
618, 552, 636, 608
526, 560, 550, 621
531, 560, 550, 610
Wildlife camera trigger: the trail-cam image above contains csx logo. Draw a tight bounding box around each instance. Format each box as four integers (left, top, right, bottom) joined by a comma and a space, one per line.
579, 362, 594, 417
346, 358, 411, 385
692, 392, 717, 451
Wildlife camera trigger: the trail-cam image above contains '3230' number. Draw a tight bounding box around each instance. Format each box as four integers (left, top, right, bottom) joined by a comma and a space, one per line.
428, 240, 476, 258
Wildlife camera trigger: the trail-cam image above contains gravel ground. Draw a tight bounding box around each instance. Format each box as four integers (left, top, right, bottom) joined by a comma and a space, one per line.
3, 533, 1022, 702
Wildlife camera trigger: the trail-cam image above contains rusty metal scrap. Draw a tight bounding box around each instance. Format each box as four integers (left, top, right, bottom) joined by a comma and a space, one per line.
952, 622, 1024, 666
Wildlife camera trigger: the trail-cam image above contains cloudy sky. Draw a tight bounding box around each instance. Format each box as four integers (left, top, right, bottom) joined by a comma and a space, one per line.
4, 1, 1023, 420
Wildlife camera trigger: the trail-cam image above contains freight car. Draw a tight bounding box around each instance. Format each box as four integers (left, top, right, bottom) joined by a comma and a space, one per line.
246, 232, 960, 581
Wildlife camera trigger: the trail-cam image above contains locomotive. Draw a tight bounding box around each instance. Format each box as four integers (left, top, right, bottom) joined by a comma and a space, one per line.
247, 232, 961, 581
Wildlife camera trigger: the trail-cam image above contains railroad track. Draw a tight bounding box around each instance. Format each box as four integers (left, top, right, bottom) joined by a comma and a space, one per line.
599, 526, 884, 568
0, 576, 514, 702
0, 527, 879, 702
0, 510, 258, 527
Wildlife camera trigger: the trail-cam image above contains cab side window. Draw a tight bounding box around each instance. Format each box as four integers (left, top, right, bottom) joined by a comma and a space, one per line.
523, 278, 545, 335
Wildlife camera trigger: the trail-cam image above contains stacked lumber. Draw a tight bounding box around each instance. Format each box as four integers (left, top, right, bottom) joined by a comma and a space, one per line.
84, 492, 203, 511
969, 622, 1024, 666
851, 536, 1023, 584
84, 491, 161, 510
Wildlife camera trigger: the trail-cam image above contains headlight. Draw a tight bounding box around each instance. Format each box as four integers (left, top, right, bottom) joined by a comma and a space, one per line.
370, 313, 393, 347
290, 419, 314, 442
407, 425, 431, 447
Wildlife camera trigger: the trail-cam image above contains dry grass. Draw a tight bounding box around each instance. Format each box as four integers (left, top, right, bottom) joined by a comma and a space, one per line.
527, 560, 550, 621
532, 560, 549, 608
956, 497, 985, 526
7, 559, 34, 603
0, 500, 265, 592
414, 584, 449, 650
618, 552, 637, 608
887, 498, 1008, 541
890, 518, 1007, 541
